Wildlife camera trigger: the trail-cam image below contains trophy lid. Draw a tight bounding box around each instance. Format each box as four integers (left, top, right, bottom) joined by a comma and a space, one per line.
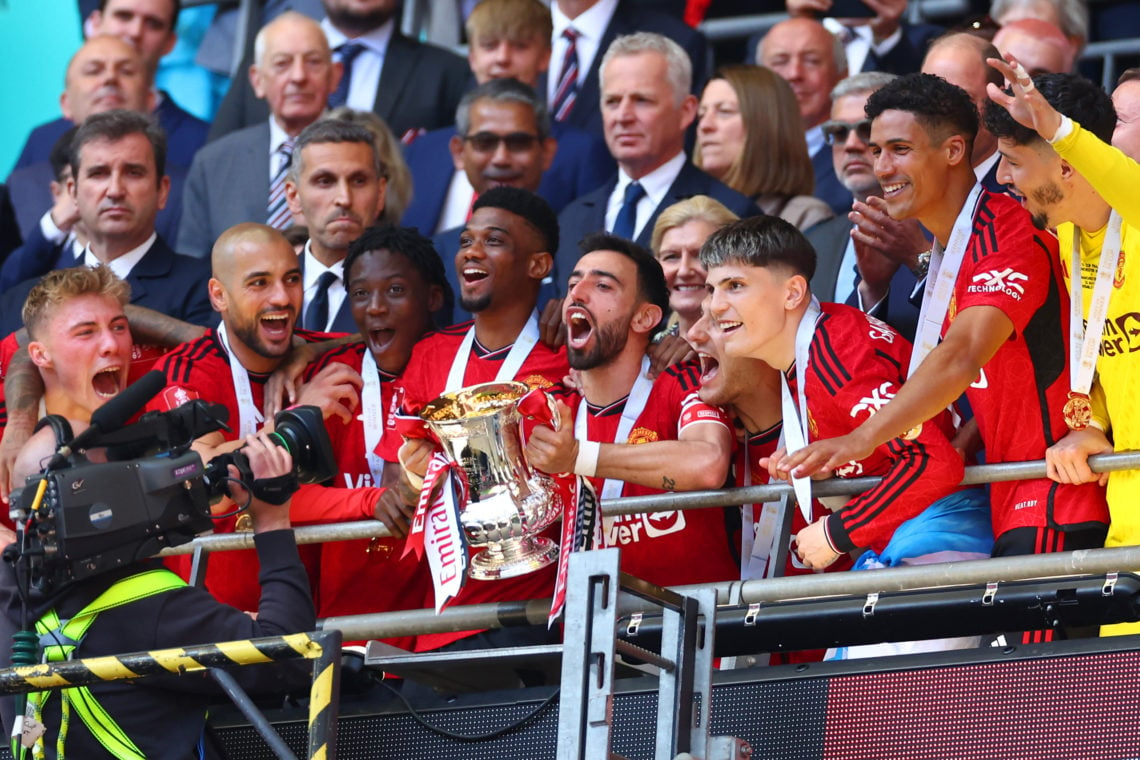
421, 381, 529, 423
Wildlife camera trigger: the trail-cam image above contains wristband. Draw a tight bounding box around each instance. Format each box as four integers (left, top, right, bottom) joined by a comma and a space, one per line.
573, 440, 600, 478
251, 472, 299, 505
1048, 114, 1074, 145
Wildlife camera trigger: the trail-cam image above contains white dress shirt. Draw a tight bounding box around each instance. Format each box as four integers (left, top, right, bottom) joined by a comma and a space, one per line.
268, 117, 293, 184
549, 0, 620, 104
321, 17, 393, 113
302, 241, 347, 332
81, 232, 156, 280
604, 151, 687, 240
437, 171, 476, 234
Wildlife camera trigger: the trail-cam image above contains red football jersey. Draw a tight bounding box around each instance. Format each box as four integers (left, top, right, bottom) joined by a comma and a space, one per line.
550, 360, 740, 588
788, 303, 964, 553
942, 191, 1108, 536
150, 330, 321, 612
300, 342, 430, 649
385, 320, 570, 652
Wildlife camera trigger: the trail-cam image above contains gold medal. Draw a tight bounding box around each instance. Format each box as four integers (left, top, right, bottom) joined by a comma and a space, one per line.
234, 513, 254, 532
1063, 391, 1092, 431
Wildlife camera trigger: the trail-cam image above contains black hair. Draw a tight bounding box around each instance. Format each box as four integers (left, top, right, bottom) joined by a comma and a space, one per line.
865, 72, 979, 152
70, 109, 167, 185
50, 126, 79, 183
699, 215, 817, 282
577, 232, 670, 319
472, 186, 559, 254
983, 72, 1116, 146
344, 224, 454, 311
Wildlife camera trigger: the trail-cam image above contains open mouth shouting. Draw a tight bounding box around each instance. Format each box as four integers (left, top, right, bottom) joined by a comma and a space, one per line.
92, 365, 124, 399
697, 351, 720, 386
565, 304, 596, 351
461, 263, 491, 289
260, 310, 293, 341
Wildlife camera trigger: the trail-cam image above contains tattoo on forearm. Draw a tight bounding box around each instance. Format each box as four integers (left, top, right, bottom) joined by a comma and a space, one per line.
662, 476, 676, 490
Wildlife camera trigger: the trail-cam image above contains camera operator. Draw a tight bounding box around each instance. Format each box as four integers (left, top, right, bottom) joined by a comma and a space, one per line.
1, 427, 315, 760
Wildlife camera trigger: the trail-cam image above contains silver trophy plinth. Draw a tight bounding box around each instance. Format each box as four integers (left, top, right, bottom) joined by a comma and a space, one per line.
421, 381, 560, 580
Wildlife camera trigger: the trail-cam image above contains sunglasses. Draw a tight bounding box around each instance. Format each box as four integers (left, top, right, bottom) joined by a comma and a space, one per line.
463, 132, 541, 153
821, 119, 872, 145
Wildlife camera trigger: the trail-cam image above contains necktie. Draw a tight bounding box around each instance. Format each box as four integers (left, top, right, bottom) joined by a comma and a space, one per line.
328, 42, 365, 109
266, 139, 295, 230
612, 181, 645, 240
306, 271, 338, 331
551, 28, 580, 122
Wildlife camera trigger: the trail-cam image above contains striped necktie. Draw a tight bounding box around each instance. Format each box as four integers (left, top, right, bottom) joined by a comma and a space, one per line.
552, 27, 581, 122
267, 139, 295, 230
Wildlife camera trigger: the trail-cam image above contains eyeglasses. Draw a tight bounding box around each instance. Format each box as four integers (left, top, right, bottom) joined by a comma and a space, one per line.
463, 132, 542, 153
821, 119, 872, 145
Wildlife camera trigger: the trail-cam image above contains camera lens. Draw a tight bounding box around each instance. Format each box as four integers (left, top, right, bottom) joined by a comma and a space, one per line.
270, 406, 337, 485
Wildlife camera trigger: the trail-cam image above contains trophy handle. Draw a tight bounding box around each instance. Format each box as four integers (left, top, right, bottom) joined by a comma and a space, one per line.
517, 388, 561, 454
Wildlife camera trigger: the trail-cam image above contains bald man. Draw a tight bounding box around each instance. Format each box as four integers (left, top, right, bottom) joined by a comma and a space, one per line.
178, 12, 342, 257
921, 32, 1008, 193
7, 36, 189, 243
759, 17, 852, 214
150, 222, 362, 612
993, 19, 1076, 76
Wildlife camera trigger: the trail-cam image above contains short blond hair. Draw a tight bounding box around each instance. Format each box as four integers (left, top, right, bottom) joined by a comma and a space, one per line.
24, 266, 130, 340
650, 195, 739, 254
466, 0, 552, 47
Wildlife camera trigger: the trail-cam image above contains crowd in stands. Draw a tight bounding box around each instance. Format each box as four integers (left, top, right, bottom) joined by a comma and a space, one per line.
2, 0, 1140, 705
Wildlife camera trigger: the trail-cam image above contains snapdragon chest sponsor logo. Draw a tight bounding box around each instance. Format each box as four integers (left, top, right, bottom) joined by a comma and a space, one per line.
969, 268, 1028, 300
603, 511, 687, 545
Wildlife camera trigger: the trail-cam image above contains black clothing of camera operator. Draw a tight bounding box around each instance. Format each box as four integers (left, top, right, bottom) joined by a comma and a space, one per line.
1, 431, 315, 760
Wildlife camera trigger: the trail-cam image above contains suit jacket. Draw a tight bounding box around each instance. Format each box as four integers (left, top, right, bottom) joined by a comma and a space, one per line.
804, 215, 920, 342
9, 94, 209, 173
747, 21, 942, 77
541, 0, 711, 139
6, 160, 187, 252
0, 235, 215, 336
177, 123, 272, 258
555, 161, 757, 291
401, 121, 614, 234
207, 31, 470, 143
811, 145, 854, 217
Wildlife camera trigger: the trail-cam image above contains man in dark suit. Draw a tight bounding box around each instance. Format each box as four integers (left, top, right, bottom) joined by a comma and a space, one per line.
921, 33, 1008, 194
177, 12, 340, 258
208, 0, 469, 144
10, 0, 208, 174
758, 17, 853, 216
804, 72, 927, 342
545, 0, 710, 140
0, 110, 213, 336
556, 32, 756, 289
403, 0, 612, 233
284, 119, 388, 333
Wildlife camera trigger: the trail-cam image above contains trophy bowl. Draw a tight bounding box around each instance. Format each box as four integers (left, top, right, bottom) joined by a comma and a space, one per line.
420, 381, 561, 580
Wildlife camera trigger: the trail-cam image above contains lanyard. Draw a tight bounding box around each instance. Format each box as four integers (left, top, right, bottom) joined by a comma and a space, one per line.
445, 311, 540, 391
575, 355, 653, 500
779, 297, 821, 522
215, 322, 264, 437
908, 182, 985, 377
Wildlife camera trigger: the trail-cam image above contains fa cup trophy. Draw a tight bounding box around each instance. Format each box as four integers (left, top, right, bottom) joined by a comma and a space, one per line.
420, 381, 561, 580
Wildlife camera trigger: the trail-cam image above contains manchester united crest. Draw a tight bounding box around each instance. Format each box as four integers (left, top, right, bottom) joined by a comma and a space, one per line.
627, 427, 659, 445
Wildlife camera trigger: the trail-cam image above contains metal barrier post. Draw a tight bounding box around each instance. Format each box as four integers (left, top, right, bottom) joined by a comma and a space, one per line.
558, 548, 622, 760
308, 629, 342, 760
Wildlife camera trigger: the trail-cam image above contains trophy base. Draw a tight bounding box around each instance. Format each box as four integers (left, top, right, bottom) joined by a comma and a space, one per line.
469, 537, 559, 581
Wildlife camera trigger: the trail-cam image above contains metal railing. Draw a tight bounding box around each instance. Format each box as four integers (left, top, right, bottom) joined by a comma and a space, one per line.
157, 451, 1140, 643
0, 629, 342, 760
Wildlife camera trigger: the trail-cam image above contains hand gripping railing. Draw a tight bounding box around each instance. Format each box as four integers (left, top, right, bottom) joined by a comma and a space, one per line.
0, 628, 342, 760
